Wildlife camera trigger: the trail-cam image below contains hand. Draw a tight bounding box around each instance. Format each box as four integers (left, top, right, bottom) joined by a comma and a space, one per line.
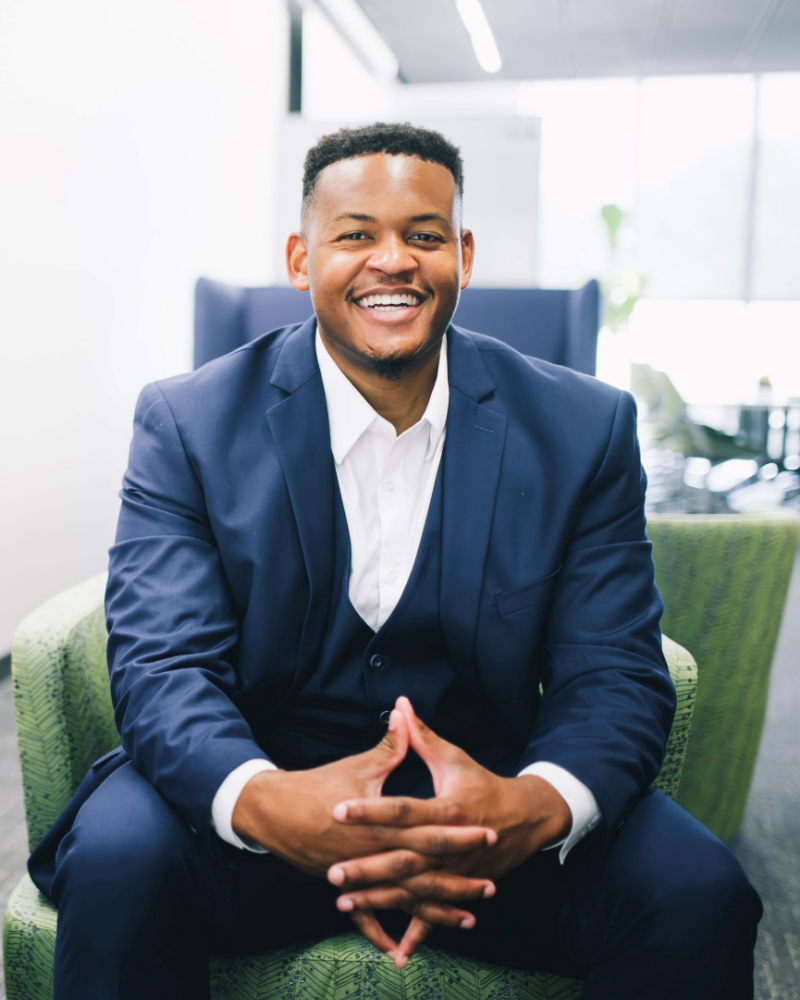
331, 696, 572, 965
232, 709, 494, 877
232, 708, 496, 956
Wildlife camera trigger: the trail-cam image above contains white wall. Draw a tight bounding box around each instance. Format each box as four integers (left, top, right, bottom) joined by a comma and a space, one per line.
0, 0, 289, 653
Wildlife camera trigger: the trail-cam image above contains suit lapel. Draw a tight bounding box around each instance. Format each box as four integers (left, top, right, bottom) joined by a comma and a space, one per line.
263, 321, 507, 694
441, 329, 507, 691
264, 319, 335, 672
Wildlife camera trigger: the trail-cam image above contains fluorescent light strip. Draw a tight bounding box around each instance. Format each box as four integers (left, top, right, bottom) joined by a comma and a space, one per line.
455, 0, 502, 74
314, 0, 400, 80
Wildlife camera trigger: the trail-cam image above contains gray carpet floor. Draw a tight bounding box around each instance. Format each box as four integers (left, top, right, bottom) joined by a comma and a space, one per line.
1, 557, 798, 998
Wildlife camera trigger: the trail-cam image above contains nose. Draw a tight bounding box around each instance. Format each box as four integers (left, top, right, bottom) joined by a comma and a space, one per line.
366, 234, 419, 276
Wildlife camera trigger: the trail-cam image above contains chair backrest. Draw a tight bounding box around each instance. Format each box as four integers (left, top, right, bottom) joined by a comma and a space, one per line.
194, 278, 600, 375
647, 509, 799, 841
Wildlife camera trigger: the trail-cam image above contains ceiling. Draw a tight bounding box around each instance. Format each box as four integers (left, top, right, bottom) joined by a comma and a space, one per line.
355, 0, 800, 83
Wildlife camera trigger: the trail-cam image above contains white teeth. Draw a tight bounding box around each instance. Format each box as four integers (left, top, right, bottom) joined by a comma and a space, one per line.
356, 293, 421, 308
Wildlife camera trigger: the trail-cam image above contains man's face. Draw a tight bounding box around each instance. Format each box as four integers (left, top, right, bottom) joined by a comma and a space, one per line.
287, 153, 474, 376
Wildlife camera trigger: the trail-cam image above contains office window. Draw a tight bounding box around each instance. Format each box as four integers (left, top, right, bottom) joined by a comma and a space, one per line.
751, 73, 800, 300
520, 78, 638, 289
637, 75, 754, 300
629, 299, 800, 404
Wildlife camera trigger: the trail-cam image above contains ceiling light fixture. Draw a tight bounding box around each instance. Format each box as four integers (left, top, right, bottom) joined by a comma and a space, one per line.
314, 0, 400, 80
455, 0, 502, 74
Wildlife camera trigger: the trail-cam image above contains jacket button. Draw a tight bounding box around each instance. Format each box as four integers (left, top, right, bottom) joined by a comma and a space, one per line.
379, 710, 392, 725
369, 654, 386, 670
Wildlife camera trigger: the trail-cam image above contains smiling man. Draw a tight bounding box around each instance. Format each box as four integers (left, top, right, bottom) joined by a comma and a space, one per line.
29, 123, 761, 1000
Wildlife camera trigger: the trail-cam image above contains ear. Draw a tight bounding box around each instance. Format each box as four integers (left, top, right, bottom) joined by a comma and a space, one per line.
286, 231, 310, 291
459, 229, 475, 291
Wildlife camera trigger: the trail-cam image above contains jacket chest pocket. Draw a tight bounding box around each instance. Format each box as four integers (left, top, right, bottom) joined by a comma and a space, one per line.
495, 566, 561, 618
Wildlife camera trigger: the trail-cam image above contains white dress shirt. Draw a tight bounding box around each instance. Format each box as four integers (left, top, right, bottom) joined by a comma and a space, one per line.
212, 331, 602, 861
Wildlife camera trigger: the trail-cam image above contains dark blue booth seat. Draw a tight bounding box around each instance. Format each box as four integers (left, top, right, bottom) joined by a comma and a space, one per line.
194, 279, 600, 376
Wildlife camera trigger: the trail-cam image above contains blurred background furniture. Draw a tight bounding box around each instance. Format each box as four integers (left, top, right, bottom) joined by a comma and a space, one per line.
647, 510, 799, 843
3, 575, 696, 1000
632, 363, 763, 462
194, 278, 601, 375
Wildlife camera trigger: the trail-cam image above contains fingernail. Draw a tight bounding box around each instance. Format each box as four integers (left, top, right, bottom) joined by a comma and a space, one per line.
328, 866, 345, 886
395, 955, 408, 969
332, 803, 348, 821
388, 710, 398, 731
337, 897, 354, 912
460, 917, 474, 929
485, 829, 498, 846
483, 883, 495, 898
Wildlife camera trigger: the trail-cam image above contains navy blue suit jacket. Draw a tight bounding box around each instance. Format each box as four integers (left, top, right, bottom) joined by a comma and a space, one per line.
30, 318, 675, 891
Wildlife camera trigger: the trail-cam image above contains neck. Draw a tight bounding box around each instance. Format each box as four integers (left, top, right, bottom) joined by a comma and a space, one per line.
318, 331, 442, 435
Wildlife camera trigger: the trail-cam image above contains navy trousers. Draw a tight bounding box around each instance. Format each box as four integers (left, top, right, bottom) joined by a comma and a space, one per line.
50, 762, 761, 1000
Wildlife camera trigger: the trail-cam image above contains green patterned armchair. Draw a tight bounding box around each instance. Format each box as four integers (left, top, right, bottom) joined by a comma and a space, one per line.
3, 574, 697, 1000
647, 510, 799, 842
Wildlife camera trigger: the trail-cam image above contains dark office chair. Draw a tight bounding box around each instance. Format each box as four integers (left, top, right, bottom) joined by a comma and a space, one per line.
194, 278, 600, 376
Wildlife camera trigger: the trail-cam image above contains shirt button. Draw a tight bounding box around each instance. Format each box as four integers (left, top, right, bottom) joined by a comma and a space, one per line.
387, 571, 397, 583
369, 654, 387, 670
379, 710, 392, 725
385, 481, 395, 491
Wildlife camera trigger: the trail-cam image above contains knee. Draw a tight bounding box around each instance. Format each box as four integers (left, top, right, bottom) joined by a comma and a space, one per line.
667, 840, 758, 923
53, 764, 194, 938
628, 829, 762, 954
611, 794, 762, 942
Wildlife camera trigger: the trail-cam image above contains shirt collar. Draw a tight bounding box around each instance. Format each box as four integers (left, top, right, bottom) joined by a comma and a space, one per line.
315, 330, 449, 466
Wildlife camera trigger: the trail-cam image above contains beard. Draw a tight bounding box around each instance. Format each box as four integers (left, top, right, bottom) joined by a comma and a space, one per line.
316, 316, 445, 382
360, 349, 423, 381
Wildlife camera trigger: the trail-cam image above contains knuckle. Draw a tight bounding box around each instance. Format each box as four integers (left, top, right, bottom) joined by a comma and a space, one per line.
429, 831, 449, 855
435, 800, 462, 825
392, 853, 418, 878
419, 873, 438, 896
372, 824, 389, 843
391, 799, 410, 823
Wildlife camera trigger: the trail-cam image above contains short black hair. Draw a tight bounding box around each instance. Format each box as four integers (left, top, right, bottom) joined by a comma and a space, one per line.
302, 122, 464, 216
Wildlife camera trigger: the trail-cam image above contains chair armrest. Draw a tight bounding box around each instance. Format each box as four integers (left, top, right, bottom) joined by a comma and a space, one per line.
653, 634, 697, 801
11, 573, 111, 852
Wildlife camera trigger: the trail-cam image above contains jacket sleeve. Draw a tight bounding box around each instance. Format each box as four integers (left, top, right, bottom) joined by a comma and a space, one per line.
518, 390, 676, 839
105, 382, 272, 850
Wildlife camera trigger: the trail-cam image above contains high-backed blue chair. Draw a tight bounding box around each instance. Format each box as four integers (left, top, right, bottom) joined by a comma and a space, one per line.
194, 279, 600, 375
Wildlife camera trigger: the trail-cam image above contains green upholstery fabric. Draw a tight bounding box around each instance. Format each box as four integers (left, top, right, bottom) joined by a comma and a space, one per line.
9, 574, 114, 854
4, 574, 697, 999
648, 510, 799, 843
4, 875, 583, 1000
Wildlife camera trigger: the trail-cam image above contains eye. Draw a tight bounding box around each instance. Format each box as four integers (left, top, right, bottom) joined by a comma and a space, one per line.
410, 233, 444, 243
340, 232, 371, 241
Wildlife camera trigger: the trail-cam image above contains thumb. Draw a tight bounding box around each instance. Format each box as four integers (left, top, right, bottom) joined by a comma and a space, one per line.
367, 708, 409, 785
395, 696, 454, 794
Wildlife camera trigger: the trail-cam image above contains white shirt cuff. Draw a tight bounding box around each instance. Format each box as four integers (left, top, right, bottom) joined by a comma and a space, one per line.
211, 758, 277, 853
517, 761, 602, 864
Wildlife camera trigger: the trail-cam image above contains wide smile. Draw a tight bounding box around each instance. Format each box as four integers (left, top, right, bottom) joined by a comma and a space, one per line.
351, 291, 426, 321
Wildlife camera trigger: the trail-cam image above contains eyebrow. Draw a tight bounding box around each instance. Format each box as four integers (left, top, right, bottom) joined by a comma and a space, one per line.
333, 212, 377, 223
406, 213, 449, 224
331, 212, 452, 225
